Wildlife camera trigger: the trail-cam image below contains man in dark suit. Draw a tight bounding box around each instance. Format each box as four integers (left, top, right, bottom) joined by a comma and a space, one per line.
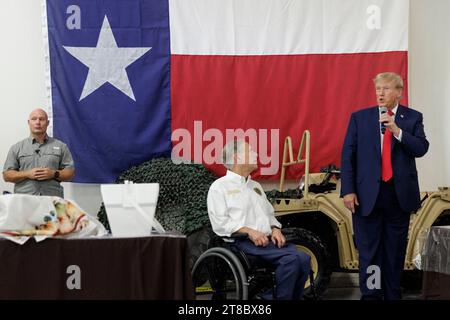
341, 72, 429, 300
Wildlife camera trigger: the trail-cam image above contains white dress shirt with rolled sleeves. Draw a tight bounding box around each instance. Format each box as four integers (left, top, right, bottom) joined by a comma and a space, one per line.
207, 170, 282, 237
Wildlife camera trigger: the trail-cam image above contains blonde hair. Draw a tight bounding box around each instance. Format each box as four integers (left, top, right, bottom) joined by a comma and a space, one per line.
373, 72, 404, 89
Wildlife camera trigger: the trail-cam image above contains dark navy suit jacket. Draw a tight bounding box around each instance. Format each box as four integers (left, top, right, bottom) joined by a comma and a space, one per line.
340, 105, 429, 216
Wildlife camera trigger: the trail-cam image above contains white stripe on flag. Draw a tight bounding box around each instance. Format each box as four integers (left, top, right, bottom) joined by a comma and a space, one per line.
169, 0, 409, 55
41, 0, 53, 136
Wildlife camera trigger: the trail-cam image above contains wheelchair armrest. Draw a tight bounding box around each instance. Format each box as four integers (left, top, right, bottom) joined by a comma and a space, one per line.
221, 232, 249, 243
230, 232, 249, 239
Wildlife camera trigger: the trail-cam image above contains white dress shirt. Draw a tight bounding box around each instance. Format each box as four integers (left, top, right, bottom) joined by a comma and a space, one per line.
207, 170, 282, 237
379, 104, 402, 153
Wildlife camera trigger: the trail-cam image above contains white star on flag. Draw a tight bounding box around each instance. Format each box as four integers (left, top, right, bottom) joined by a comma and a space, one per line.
63, 15, 151, 101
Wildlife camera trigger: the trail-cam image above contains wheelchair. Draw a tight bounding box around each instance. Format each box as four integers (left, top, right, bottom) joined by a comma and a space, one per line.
191, 231, 316, 300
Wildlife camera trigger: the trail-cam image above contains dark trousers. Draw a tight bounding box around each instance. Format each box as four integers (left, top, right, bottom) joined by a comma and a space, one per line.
353, 180, 410, 300
234, 240, 311, 300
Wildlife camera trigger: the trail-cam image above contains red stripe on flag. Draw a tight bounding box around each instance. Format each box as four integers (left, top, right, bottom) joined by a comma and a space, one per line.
171, 51, 408, 180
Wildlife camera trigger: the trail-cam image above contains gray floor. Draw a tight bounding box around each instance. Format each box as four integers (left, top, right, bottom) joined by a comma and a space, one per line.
196, 272, 423, 300
322, 272, 422, 300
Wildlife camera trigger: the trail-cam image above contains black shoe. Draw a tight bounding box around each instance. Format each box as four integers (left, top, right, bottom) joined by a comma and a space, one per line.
253, 294, 265, 300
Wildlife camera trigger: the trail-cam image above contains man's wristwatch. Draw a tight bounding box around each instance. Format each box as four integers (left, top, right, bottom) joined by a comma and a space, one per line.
54, 170, 60, 181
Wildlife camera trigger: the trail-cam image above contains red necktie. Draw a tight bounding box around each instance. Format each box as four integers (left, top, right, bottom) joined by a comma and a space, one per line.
381, 110, 394, 182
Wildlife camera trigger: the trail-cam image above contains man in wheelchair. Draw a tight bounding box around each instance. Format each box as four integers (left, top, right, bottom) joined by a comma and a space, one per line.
207, 140, 311, 300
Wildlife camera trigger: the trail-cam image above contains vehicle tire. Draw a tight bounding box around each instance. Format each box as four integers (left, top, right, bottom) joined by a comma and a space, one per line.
283, 227, 333, 299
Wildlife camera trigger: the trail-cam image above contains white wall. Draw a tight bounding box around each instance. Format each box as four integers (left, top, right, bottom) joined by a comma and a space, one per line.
0, 0, 449, 215
409, 0, 450, 191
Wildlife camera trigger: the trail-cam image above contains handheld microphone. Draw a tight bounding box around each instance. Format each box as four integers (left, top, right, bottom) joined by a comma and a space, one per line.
380, 106, 388, 134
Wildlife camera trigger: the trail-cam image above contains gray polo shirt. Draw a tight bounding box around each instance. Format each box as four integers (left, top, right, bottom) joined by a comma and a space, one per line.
3, 136, 74, 198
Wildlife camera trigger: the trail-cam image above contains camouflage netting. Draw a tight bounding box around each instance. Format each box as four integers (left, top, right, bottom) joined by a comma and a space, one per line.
97, 158, 217, 235
265, 188, 302, 204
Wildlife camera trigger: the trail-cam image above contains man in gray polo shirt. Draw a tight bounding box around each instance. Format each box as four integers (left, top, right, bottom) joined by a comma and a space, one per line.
3, 108, 75, 198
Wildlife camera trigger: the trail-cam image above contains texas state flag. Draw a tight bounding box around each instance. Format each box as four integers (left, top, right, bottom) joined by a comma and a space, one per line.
43, 0, 409, 183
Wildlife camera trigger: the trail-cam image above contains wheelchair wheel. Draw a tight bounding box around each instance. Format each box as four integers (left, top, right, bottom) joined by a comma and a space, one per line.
192, 247, 248, 300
